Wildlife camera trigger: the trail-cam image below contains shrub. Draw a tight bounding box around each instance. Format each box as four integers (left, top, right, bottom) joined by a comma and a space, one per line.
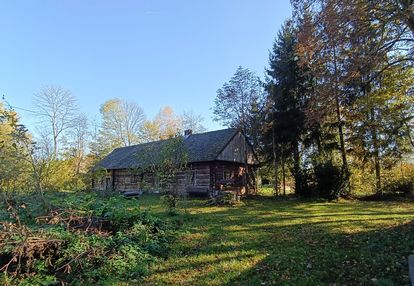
207, 191, 239, 206
293, 168, 315, 197
359, 163, 414, 200
381, 177, 414, 197
162, 193, 179, 215
313, 160, 349, 199
0, 192, 177, 285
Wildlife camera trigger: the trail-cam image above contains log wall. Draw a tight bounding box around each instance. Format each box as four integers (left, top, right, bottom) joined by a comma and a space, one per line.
181, 163, 211, 193
93, 162, 251, 195
210, 161, 246, 195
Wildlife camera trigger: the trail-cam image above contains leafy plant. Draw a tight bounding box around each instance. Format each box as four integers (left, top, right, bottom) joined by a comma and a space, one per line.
135, 135, 189, 214
313, 160, 348, 199
0, 192, 178, 285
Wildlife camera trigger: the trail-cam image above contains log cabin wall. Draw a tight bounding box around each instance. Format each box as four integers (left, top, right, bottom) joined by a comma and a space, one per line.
103, 164, 212, 194
113, 169, 140, 191
104, 169, 157, 192
211, 161, 246, 194
95, 162, 252, 195
177, 163, 211, 194
93, 170, 114, 191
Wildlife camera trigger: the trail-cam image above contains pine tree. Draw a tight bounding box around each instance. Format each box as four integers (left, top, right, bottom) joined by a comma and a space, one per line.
266, 21, 307, 195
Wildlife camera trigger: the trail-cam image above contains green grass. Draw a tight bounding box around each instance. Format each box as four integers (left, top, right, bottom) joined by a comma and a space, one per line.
257, 186, 295, 197
2, 193, 413, 285
138, 195, 414, 286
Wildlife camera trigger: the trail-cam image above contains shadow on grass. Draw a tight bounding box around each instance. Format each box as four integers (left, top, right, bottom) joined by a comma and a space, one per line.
143, 197, 414, 286
222, 220, 414, 286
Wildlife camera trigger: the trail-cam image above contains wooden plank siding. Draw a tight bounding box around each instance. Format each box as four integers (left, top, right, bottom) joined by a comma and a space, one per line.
216, 132, 257, 165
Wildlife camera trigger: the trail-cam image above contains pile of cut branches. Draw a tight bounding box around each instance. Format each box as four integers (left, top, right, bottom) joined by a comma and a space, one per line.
36, 208, 114, 235
0, 221, 64, 275
0, 192, 177, 285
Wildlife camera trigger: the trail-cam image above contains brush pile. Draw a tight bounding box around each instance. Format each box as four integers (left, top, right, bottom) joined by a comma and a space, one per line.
0, 192, 176, 285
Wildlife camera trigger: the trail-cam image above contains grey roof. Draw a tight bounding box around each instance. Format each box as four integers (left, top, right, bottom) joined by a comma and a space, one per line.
96, 128, 239, 170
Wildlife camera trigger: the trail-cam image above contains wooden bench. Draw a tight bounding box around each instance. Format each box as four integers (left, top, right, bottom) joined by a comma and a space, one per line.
122, 190, 143, 198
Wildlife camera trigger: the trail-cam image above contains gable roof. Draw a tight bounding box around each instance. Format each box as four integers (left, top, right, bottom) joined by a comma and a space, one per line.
96, 128, 240, 170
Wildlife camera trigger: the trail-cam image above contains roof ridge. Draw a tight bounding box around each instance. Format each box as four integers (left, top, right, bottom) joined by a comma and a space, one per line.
96, 127, 241, 169
186, 127, 237, 138
115, 128, 237, 149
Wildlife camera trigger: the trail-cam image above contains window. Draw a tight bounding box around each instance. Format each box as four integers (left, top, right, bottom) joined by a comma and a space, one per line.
131, 175, 139, 184
223, 170, 234, 180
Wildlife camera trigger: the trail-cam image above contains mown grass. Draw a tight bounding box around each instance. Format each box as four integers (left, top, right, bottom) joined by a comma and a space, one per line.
138, 195, 414, 286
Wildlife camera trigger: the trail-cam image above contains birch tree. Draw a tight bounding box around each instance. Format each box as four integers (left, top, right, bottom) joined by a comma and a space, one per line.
34, 85, 78, 159
181, 110, 207, 134
99, 98, 146, 147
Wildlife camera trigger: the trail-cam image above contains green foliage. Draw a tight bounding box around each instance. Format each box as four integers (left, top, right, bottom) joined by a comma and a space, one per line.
212, 66, 265, 156
382, 178, 414, 196
261, 2, 414, 198
136, 135, 188, 214
374, 164, 414, 199
313, 160, 349, 199
0, 192, 177, 285
162, 194, 179, 215
0, 103, 32, 193
263, 19, 316, 196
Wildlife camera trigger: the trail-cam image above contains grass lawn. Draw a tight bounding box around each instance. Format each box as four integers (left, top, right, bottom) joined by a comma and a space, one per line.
138, 195, 414, 286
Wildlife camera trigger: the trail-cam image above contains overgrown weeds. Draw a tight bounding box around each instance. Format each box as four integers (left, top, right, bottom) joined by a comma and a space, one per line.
0, 191, 178, 285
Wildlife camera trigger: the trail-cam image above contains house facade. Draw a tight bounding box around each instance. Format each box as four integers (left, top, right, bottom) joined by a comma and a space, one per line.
93, 128, 258, 195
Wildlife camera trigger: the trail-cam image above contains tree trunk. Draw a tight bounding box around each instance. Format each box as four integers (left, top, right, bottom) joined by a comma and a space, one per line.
370, 108, 382, 193
272, 120, 279, 196
374, 155, 381, 193
293, 141, 301, 195
335, 96, 349, 168
281, 151, 286, 196
254, 168, 259, 195
333, 46, 350, 194
243, 131, 249, 195
53, 134, 58, 159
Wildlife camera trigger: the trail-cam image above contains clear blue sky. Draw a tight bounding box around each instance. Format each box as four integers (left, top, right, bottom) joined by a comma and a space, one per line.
0, 0, 292, 132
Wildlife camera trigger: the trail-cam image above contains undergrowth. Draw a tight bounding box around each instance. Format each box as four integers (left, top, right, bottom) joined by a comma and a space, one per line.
0, 191, 179, 286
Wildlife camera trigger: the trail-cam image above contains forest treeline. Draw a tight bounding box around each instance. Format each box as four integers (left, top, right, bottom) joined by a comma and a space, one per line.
0, 91, 206, 194
2, 0, 414, 199
212, 0, 414, 198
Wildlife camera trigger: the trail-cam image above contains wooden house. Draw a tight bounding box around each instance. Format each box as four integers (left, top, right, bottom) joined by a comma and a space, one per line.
93, 128, 258, 195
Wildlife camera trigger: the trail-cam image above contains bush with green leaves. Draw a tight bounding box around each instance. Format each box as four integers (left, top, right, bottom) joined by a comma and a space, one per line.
313, 160, 349, 199
0, 191, 178, 285
380, 176, 414, 198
